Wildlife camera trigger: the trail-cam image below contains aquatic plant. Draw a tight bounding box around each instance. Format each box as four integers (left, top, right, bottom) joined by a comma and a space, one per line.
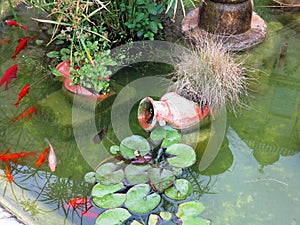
169, 34, 249, 114
84, 126, 210, 224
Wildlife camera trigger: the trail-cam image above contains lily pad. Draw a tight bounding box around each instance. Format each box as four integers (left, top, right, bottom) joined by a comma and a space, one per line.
150, 126, 181, 148
148, 168, 175, 192
166, 144, 196, 168
84, 172, 96, 184
110, 145, 120, 155
125, 184, 161, 214
176, 201, 205, 219
164, 179, 192, 200
159, 211, 172, 221
95, 163, 124, 185
92, 183, 126, 209
95, 208, 131, 225
124, 164, 151, 185
130, 220, 143, 225
148, 214, 162, 225
120, 135, 151, 159
92, 182, 124, 198
150, 127, 166, 141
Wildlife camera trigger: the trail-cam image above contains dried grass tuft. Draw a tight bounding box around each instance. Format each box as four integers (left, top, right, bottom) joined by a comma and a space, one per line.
169, 34, 249, 115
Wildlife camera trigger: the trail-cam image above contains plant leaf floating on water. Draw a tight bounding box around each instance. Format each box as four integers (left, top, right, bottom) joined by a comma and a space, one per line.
176, 201, 210, 225
148, 214, 163, 225
84, 171, 96, 184
148, 167, 176, 192
95, 208, 131, 225
164, 179, 192, 200
92, 183, 126, 209
109, 145, 120, 155
125, 184, 161, 214
95, 162, 124, 185
159, 211, 172, 221
119, 135, 151, 159
124, 164, 151, 185
166, 143, 196, 168
150, 126, 181, 148
130, 220, 143, 225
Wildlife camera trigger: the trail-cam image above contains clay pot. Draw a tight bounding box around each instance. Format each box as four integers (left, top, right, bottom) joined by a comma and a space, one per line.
56, 60, 109, 100
199, 0, 253, 35
56, 60, 71, 79
137, 92, 210, 131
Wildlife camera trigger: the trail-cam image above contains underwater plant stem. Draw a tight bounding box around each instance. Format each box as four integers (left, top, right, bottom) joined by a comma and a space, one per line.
7, 0, 21, 25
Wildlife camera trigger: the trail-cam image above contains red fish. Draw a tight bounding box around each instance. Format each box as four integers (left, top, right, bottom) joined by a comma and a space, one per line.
0, 64, 18, 90
66, 197, 91, 209
5, 163, 14, 183
14, 84, 30, 107
0, 148, 11, 157
0, 152, 38, 162
5, 20, 27, 30
11, 106, 37, 122
36, 146, 50, 167
12, 37, 28, 60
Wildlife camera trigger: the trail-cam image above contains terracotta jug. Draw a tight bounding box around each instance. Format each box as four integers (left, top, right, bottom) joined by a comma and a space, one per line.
138, 92, 210, 131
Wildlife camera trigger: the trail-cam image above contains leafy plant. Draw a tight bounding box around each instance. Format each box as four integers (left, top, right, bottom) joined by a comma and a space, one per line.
83, 126, 210, 224
69, 39, 117, 94
121, 0, 165, 40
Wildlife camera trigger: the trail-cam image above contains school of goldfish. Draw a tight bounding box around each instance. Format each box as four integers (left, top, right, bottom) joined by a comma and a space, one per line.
1, 20, 57, 183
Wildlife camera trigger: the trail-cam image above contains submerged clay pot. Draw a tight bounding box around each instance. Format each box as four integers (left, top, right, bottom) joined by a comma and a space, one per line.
199, 0, 253, 35
138, 92, 210, 131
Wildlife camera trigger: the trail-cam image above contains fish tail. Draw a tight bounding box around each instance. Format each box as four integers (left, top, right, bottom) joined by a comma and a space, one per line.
14, 102, 19, 108
44, 137, 50, 144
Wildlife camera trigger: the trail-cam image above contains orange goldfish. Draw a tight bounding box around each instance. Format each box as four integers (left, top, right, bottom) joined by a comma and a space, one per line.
36, 146, 50, 167
0, 152, 38, 162
5, 163, 14, 183
0, 148, 11, 157
11, 106, 37, 122
14, 84, 30, 107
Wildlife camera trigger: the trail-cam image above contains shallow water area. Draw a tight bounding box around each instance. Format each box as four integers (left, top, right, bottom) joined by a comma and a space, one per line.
0, 3, 300, 225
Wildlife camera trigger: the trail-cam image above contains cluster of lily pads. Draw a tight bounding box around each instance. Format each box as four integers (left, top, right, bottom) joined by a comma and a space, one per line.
84, 126, 210, 225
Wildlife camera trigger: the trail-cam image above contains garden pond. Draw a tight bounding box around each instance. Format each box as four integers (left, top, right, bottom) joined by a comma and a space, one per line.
1, 3, 300, 225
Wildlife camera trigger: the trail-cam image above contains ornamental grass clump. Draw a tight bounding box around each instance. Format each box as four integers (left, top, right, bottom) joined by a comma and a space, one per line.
169, 35, 249, 114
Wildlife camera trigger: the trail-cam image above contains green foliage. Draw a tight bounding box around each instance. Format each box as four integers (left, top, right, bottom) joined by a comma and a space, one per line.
85, 126, 209, 224
121, 0, 165, 40
70, 47, 117, 94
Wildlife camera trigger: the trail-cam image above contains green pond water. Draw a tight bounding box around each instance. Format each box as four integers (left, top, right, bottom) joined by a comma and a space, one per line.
1, 4, 300, 225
